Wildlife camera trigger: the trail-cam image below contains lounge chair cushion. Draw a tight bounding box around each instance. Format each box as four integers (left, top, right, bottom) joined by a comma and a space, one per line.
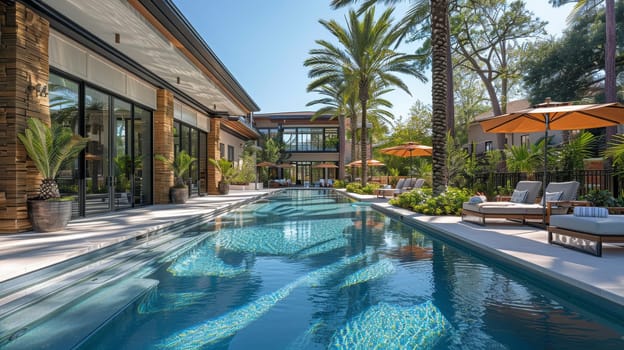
544, 181, 580, 201
541, 191, 563, 206
573, 206, 609, 218
510, 189, 528, 203
550, 215, 624, 235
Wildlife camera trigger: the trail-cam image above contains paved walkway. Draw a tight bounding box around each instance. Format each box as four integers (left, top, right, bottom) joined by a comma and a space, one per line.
0, 190, 268, 283
1, 188, 623, 312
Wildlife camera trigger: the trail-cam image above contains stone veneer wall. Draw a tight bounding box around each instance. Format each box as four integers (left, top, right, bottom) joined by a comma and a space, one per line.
207, 118, 221, 195
153, 89, 174, 204
0, 3, 49, 233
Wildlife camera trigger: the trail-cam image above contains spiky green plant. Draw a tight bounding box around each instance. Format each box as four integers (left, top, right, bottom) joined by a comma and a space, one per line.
155, 150, 196, 188
208, 158, 238, 185
17, 117, 87, 200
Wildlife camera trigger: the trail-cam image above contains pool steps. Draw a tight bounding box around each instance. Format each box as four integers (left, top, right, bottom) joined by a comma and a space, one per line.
0, 228, 194, 348
2, 278, 159, 350
0, 195, 262, 348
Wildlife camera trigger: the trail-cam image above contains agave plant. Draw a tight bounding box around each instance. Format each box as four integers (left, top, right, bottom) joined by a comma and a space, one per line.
17, 117, 88, 200
155, 150, 196, 188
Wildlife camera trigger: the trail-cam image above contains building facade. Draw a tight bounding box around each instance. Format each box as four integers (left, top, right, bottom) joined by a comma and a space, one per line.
254, 112, 347, 186
0, 0, 259, 232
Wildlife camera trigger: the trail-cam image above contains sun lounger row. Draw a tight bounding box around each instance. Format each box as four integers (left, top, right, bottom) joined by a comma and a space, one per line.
461, 181, 582, 225
375, 178, 425, 198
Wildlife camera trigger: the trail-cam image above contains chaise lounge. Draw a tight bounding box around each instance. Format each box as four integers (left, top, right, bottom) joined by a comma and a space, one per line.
548, 208, 624, 257
462, 181, 582, 225
375, 178, 425, 198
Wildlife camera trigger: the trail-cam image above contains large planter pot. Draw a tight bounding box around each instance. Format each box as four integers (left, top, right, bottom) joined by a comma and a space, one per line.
28, 199, 72, 232
218, 182, 230, 195
170, 187, 189, 204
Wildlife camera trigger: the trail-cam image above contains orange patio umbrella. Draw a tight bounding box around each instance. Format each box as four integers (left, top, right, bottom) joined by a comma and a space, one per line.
256, 161, 276, 167
347, 159, 385, 167
480, 102, 624, 223
380, 142, 432, 178
255, 161, 275, 189
380, 142, 432, 157
312, 163, 338, 180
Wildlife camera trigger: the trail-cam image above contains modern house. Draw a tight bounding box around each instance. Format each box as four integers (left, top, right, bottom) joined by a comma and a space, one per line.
253, 112, 347, 186
0, 0, 259, 232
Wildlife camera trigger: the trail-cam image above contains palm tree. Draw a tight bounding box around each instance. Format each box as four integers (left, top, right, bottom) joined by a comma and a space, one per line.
307, 80, 351, 180
430, 0, 450, 195
305, 7, 424, 186
331, 0, 450, 194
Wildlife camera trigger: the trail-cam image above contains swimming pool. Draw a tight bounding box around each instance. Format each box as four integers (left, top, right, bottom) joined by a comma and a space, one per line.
24, 190, 624, 348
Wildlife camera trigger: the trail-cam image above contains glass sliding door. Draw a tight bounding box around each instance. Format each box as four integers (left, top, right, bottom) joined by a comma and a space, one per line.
49, 72, 153, 217
134, 107, 152, 206
113, 99, 132, 210
85, 87, 111, 215
297, 162, 311, 186
49, 74, 81, 217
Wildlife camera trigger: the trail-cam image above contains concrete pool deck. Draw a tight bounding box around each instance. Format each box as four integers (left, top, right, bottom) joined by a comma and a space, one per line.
1, 188, 623, 313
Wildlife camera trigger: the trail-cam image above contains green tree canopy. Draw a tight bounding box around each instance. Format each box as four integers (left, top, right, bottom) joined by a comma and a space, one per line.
523, 1, 624, 103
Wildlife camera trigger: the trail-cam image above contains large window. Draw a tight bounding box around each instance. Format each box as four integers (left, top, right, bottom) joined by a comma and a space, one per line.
173, 120, 206, 196
227, 145, 235, 161
50, 72, 153, 217
283, 129, 297, 152
49, 74, 80, 216
265, 127, 339, 152
324, 128, 339, 151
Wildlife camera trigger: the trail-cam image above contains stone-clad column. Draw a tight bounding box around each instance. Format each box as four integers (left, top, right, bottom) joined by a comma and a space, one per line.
0, 3, 49, 233
153, 89, 174, 204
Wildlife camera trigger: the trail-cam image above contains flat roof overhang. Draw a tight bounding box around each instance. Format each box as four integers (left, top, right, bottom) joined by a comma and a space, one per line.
27, 0, 259, 116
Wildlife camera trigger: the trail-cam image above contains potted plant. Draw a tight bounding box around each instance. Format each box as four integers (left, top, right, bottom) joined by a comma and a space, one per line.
155, 150, 196, 204
209, 158, 237, 194
17, 117, 88, 232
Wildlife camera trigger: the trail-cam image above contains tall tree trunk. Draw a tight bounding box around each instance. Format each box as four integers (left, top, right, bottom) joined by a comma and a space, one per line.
445, 19, 455, 138
359, 79, 369, 186
431, 0, 449, 195
605, 0, 617, 141
351, 113, 357, 181
338, 114, 346, 180
360, 117, 368, 184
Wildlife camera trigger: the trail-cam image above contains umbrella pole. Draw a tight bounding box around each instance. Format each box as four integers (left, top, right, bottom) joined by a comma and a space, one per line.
410, 150, 414, 180
542, 114, 549, 226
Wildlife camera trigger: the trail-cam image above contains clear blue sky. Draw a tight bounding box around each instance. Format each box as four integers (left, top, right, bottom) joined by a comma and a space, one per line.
172, 1, 574, 118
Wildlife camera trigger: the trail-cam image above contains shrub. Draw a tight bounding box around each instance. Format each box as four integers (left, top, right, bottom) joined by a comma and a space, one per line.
345, 182, 362, 193
583, 189, 617, 207
345, 182, 381, 194
333, 179, 347, 188
390, 187, 471, 216
389, 188, 432, 209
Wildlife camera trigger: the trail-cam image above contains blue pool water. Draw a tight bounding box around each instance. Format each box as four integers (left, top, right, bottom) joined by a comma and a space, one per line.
79, 190, 622, 349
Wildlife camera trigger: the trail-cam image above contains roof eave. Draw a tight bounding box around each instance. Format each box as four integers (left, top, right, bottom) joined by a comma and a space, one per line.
138, 0, 260, 112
